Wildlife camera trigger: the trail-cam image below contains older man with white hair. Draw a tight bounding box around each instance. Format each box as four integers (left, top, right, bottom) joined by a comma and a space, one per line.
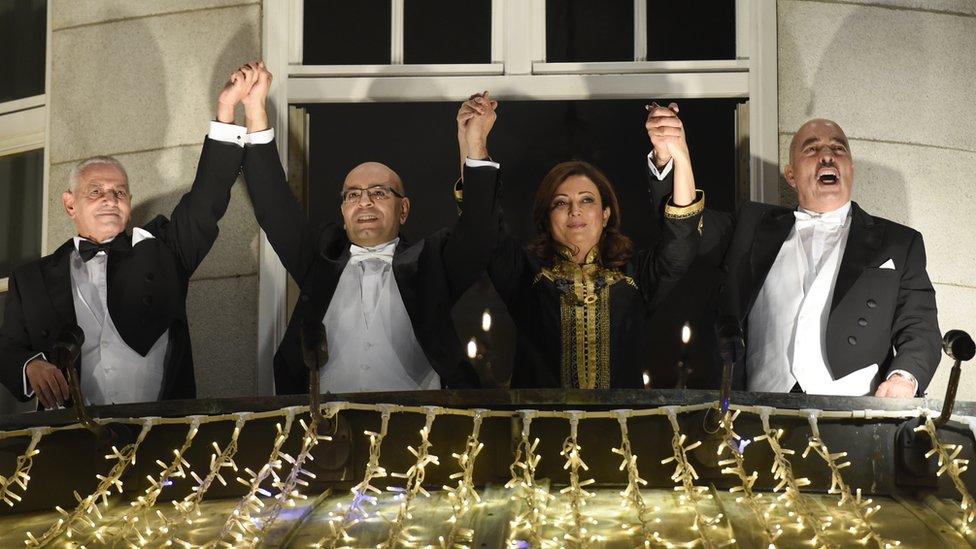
0, 63, 269, 409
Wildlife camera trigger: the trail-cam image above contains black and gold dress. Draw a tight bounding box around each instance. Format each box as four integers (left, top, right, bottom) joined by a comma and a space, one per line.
488, 194, 704, 389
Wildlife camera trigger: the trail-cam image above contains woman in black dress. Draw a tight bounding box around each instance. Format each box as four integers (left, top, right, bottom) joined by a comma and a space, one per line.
456, 95, 703, 388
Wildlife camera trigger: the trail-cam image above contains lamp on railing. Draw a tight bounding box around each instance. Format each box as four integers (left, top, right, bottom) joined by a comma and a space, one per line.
936, 329, 975, 427
300, 319, 328, 427
674, 322, 693, 389
468, 309, 501, 388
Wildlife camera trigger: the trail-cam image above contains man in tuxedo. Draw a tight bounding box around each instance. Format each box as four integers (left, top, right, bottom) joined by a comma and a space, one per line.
0, 63, 269, 409
647, 109, 940, 397
239, 67, 501, 395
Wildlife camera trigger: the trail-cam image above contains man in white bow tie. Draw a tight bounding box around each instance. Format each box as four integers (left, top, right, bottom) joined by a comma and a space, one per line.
647, 112, 941, 398
238, 64, 501, 395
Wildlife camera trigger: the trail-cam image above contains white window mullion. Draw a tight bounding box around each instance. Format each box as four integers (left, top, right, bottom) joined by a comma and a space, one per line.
531, 0, 546, 65
503, 0, 535, 74
491, 0, 504, 63
748, 0, 779, 204
391, 0, 405, 64
735, 0, 751, 60
288, 0, 304, 65
634, 0, 647, 62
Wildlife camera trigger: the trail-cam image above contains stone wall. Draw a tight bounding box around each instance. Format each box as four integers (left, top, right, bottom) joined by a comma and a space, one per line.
777, 0, 976, 398
46, 0, 263, 398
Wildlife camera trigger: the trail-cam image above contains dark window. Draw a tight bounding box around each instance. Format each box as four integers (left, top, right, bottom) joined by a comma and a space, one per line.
647, 1, 735, 60
404, 0, 491, 64
0, 0, 46, 102
300, 99, 742, 383
303, 0, 391, 65
0, 149, 44, 279
546, 0, 634, 62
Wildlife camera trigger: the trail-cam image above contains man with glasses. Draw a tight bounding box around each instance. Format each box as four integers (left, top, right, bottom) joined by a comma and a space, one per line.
239, 65, 501, 395
0, 64, 266, 408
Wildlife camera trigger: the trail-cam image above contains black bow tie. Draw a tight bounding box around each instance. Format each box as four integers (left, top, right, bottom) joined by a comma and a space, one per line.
78, 235, 131, 262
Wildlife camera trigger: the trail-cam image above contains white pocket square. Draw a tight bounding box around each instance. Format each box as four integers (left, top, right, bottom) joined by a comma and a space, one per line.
878, 258, 895, 270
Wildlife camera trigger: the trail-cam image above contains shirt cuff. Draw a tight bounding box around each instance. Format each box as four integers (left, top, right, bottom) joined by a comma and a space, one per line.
23, 352, 45, 398
647, 151, 674, 180
209, 121, 248, 148
887, 369, 918, 395
247, 127, 275, 145
465, 157, 500, 169
664, 190, 705, 219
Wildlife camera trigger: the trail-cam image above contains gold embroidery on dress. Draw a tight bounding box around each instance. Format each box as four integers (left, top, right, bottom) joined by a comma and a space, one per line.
534, 246, 636, 389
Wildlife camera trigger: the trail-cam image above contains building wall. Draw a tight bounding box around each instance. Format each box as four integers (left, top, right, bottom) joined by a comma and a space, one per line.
46, 0, 263, 398
31, 1, 975, 406
777, 0, 976, 399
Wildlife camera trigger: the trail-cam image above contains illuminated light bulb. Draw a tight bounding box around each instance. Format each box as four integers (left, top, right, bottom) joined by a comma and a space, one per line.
481, 309, 492, 332
681, 323, 692, 344
466, 339, 478, 359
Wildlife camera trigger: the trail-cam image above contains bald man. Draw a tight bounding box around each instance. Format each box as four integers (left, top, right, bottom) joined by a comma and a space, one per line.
238, 65, 500, 395
647, 111, 940, 397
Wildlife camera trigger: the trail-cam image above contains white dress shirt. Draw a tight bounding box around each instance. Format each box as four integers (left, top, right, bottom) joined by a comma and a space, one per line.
648, 156, 913, 395
747, 203, 864, 394
320, 238, 441, 392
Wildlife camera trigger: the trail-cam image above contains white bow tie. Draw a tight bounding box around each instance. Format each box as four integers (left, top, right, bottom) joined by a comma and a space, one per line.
348, 239, 397, 265
794, 209, 846, 227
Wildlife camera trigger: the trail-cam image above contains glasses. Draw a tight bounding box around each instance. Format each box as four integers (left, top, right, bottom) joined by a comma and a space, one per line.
340, 185, 404, 204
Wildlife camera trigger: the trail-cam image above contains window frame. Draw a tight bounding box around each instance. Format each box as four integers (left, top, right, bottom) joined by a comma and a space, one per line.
258, 0, 778, 395
0, 0, 51, 304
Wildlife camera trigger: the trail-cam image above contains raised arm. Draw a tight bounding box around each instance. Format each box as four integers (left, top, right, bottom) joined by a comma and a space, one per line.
442, 92, 505, 301
147, 64, 257, 275
633, 102, 704, 308
645, 103, 734, 264
239, 64, 334, 283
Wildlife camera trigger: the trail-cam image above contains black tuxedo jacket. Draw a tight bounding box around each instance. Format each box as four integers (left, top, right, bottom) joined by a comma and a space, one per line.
0, 138, 244, 402
241, 140, 501, 395
651, 172, 941, 393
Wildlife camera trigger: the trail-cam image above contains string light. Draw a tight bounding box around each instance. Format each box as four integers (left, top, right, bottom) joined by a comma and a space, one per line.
801, 409, 900, 547
661, 407, 730, 547
611, 410, 655, 546
91, 417, 202, 546
25, 419, 155, 547
439, 410, 486, 549
755, 407, 836, 548
917, 414, 976, 536
505, 410, 554, 548
717, 409, 782, 546
6, 400, 973, 546
382, 406, 441, 547
0, 427, 46, 507
257, 404, 336, 543
316, 404, 391, 548
556, 411, 597, 545
142, 413, 250, 547
213, 408, 298, 546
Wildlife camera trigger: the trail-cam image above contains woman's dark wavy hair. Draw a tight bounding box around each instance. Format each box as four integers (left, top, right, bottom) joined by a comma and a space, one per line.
529, 160, 634, 269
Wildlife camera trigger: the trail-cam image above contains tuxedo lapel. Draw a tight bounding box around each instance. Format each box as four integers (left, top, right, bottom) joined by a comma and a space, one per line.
392, 235, 422, 317
830, 202, 884, 312
744, 208, 795, 316
41, 241, 78, 327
